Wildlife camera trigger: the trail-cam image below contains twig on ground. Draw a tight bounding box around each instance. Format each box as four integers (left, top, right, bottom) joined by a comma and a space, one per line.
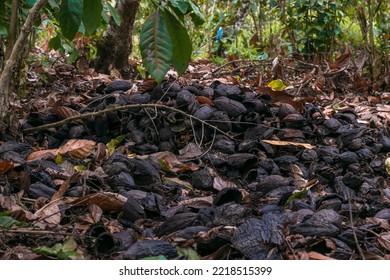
22, 103, 234, 140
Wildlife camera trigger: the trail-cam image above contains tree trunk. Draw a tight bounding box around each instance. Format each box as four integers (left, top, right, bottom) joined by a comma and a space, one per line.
5, 0, 20, 60
0, 0, 48, 117
94, 0, 140, 79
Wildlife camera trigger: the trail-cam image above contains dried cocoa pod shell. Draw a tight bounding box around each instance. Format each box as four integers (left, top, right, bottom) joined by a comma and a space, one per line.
107, 172, 136, 191
209, 111, 232, 132
242, 99, 266, 114
122, 197, 146, 222
227, 153, 258, 168
213, 96, 247, 117
196, 233, 231, 256
305, 103, 325, 124
68, 125, 86, 139
281, 113, 307, 128
94, 114, 110, 137
123, 240, 178, 260
232, 214, 285, 259
176, 89, 196, 106
155, 212, 199, 237
213, 202, 250, 226
191, 169, 213, 191
214, 136, 236, 154
104, 80, 132, 94
278, 103, 298, 119
213, 188, 242, 206
129, 93, 151, 104
0, 142, 32, 155
256, 175, 290, 193
193, 104, 216, 120
219, 84, 243, 100
27, 183, 56, 199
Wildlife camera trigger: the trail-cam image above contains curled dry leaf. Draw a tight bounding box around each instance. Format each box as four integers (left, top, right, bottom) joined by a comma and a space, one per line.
378, 232, 390, 251
257, 86, 304, 111
196, 96, 213, 105
178, 196, 214, 208
69, 192, 126, 212
329, 43, 351, 70
291, 164, 307, 189
58, 139, 96, 159
78, 204, 103, 224
28, 139, 96, 161
213, 176, 237, 191
35, 200, 62, 225
0, 160, 14, 174
93, 143, 110, 165
52, 106, 81, 119
312, 68, 325, 94
27, 149, 58, 161
308, 251, 335, 260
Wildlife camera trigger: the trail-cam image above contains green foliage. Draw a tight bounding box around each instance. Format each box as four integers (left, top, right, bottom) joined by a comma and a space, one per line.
140, 2, 195, 83
83, 0, 103, 35
106, 134, 127, 155
140, 10, 172, 84
162, 9, 192, 75
286, 0, 344, 53
59, 0, 83, 40
141, 255, 168, 260
177, 246, 201, 260
34, 237, 84, 260
0, 212, 28, 228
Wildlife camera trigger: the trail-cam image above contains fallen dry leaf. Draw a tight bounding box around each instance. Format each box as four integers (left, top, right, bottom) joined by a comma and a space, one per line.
58, 139, 96, 159
52, 106, 81, 119
35, 200, 62, 225
27, 149, 58, 161
69, 192, 126, 212
308, 251, 335, 260
261, 139, 315, 149
378, 232, 390, 251
213, 176, 238, 191
0, 160, 14, 174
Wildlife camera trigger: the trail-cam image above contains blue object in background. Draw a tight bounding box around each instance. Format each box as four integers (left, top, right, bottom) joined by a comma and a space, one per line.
216, 27, 223, 41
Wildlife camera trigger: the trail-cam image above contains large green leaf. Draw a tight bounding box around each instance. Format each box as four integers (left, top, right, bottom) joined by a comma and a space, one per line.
169, 0, 190, 14
0, 216, 27, 228
59, 0, 83, 40
49, 35, 61, 50
25, 0, 37, 8
162, 9, 191, 75
140, 10, 172, 84
107, 2, 121, 26
187, 0, 205, 26
83, 0, 103, 35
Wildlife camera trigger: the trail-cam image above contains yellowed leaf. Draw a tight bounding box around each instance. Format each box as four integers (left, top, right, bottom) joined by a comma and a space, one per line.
261, 139, 315, 149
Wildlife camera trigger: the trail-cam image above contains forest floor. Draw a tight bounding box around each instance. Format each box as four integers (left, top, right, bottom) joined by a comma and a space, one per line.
0, 49, 390, 260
